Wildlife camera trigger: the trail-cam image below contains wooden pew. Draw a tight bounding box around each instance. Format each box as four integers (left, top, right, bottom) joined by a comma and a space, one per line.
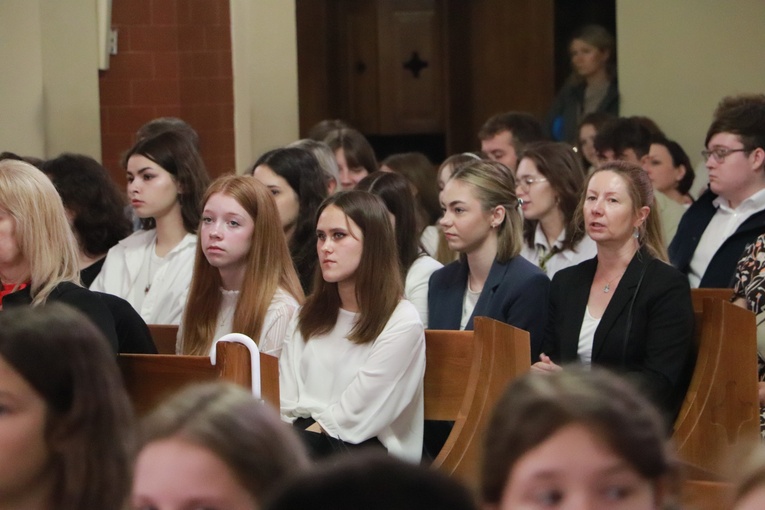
673, 295, 759, 476
425, 316, 531, 489
682, 479, 734, 510
690, 288, 734, 313
118, 341, 280, 415
147, 324, 179, 354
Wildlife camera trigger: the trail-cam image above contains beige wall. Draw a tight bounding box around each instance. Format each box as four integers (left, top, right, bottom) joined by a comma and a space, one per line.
231, 0, 299, 173
0, 0, 46, 156
617, 0, 765, 165
39, 0, 102, 159
0, 0, 101, 159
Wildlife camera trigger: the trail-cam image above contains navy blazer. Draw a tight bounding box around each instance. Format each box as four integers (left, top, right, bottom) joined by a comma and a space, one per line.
669, 189, 765, 288
428, 256, 550, 360
542, 250, 694, 419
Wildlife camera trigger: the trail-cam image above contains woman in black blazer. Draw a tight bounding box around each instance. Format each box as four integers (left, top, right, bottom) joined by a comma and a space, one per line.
533, 160, 694, 422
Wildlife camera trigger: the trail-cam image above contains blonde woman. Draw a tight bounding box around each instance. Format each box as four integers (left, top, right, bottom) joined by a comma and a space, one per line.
429, 159, 550, 359
0, 159, 119, 350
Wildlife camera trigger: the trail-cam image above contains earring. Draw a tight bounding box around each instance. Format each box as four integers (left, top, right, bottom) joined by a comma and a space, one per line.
633, 227, 640, 239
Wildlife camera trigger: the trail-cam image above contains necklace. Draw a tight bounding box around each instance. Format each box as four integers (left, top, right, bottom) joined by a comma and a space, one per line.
145, 242, 157, 294
601, 270, 625, 293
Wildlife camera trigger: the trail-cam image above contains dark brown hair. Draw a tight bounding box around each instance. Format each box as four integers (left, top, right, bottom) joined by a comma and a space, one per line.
381, 152, 441, 227
123, 130, 210, 233
357, 171, 421, 277
519, 142, 587, 252
43, 153, 132, 258
477, 112, 546, 150
482, 368, 677, 505
250, 147, 328, 293
139, 382, 309, 503
298, 191, 403, 344
706, 94, 765, 159
0, 303, 134, 510
263, 452, 477, 510
323, 128, 379, 175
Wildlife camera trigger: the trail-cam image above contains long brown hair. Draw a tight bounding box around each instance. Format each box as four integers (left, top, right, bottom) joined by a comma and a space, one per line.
482, 368, 677, 506
519, 142, 587, 252
298, 191, 402, 344
139, 382, 309, 503
181, 175, 304, 355
0, 303, 135, 510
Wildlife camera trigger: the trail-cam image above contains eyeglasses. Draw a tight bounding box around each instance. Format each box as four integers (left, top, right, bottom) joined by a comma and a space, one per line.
701, 147, 749, 163
516, 177, 548, 192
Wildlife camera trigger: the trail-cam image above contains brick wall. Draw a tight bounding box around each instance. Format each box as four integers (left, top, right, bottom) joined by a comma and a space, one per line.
99, 0, 234, 186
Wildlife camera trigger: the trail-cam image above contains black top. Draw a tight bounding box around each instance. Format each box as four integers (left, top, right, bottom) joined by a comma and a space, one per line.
543, 249, 694, 422
79, 257, 106, 287
2, 282, 157, 354
3, 281, 120, 352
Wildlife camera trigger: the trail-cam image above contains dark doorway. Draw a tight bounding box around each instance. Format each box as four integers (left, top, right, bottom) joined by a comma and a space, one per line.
553, 0, 617, 90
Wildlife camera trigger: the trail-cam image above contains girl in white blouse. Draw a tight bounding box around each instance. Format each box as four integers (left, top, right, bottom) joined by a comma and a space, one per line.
178, 176, 304, 357
280, 191, 426, 462
90, 131, 210, 324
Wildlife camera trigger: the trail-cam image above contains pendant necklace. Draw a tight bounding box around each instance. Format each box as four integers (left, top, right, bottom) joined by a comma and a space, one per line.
602, 270, 625, 293
144, 242, 156, 294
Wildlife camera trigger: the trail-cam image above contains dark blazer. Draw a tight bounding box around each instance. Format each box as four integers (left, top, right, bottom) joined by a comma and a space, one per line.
542, 250, 694, 420
428, 256, 550, 360
545, 78, 620, 143
669, 189, 765, 288
3, 281, 120, 353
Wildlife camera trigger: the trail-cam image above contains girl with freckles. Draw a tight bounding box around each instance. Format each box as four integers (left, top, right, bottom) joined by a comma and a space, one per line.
279, 191, 426, 462
179, 175, 303, 356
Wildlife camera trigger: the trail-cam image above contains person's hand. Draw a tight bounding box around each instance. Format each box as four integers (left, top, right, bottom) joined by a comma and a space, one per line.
306, 421, 324, 434
531, 353, 562, 374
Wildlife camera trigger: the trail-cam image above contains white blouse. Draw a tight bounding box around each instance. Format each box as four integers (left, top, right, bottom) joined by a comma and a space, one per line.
520, 225, 597, 279
279, 300, 425, 462
90, 229, 196, 325
404, 254, 443, 328
210, 287, 299, 357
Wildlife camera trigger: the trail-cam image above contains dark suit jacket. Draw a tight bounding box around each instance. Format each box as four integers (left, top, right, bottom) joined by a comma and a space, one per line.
542, 250, 694, 419
668, 189, 765, 288
428, 256, 550, 360
3, 281, 120, 353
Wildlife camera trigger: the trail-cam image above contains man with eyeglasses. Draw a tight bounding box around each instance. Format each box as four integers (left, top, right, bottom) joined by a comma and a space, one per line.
669, 94, 765, 288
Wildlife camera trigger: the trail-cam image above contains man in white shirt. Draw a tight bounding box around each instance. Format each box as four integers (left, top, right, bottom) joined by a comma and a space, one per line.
669, 94, 765, 288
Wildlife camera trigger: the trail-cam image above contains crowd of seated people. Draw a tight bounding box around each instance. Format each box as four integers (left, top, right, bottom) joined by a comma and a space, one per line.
3, 47, 765, 506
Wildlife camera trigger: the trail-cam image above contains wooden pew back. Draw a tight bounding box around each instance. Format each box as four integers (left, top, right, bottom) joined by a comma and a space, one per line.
148, 324, 179, 354
119, 341, 279, 415
673, 293, 759, 475
425, 317, 531, 489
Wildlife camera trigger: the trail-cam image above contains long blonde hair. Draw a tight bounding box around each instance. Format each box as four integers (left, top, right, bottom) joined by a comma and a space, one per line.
448, 160, 523, 263
0, 159, 80, 304
180, 176, 304, 355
